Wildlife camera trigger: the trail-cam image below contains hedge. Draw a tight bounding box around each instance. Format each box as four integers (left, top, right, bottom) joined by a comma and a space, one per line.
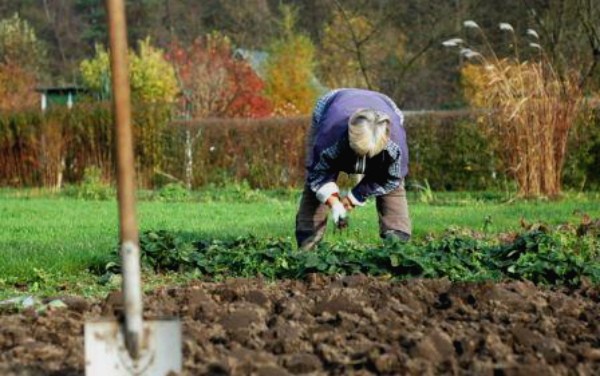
0, 103, 598, 191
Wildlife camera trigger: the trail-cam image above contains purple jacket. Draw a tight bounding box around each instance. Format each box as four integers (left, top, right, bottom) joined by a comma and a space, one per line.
306, 88, 409, 205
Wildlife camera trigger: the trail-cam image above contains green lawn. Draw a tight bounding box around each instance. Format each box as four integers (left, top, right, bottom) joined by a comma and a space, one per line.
1, 189, 599, 281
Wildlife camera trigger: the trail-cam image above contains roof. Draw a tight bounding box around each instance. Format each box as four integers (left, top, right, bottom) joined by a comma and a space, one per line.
233, 48, 328, 95
233, 49, 269, 78
35, 85, 88, 94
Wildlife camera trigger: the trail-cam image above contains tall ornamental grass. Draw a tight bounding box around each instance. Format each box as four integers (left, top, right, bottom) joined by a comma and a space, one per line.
445, 21, 584, 198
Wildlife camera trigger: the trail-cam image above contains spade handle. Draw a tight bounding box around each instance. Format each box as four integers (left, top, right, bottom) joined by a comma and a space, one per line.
106, 0, 143, 359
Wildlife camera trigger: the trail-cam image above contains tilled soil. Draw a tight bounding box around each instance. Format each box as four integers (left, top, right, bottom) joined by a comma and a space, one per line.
0, 276, 599, 375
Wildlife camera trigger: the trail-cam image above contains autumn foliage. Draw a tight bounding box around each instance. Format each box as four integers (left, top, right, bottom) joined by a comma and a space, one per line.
0, 63, 38, 111
165, 33, 272, 119
79, 39, 178, 103
264, 6, 320, 116
0, 14, 43, 111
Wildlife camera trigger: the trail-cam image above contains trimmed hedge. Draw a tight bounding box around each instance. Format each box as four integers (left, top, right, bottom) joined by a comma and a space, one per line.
163, 117, 307, 188
0, 102, 170, 188
0, 103, 598, 191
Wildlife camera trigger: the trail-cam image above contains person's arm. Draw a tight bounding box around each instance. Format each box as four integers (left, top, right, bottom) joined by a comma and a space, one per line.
347, 143, 403, 206
307, 142, 349, 227
307, 141, 343, 203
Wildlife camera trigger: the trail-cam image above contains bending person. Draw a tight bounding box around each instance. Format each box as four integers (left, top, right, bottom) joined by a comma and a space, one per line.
295, 88, 412, 250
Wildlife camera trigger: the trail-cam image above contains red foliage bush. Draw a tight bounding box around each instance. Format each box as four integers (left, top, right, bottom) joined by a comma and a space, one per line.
165, 35, 272, 119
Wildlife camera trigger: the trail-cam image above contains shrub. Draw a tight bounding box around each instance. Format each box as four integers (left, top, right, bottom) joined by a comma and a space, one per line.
405, 110, 502, 191
563, 108, 600, 190
164, 116, 308, 188
80, 39, 178, 103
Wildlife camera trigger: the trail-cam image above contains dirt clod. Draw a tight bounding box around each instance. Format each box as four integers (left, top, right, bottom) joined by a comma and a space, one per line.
1, 277, 599, 375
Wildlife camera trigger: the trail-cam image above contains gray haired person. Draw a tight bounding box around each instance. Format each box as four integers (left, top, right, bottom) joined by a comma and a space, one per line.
295, 88, 412, 250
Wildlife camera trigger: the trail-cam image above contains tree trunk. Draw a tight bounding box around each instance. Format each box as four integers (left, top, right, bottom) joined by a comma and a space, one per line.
184, 128, 193, 190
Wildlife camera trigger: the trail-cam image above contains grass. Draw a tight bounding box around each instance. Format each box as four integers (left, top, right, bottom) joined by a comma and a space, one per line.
0, 187, 599, 299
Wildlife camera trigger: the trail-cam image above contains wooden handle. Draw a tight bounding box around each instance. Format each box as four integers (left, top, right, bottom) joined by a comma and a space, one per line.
106, 0, 143, 360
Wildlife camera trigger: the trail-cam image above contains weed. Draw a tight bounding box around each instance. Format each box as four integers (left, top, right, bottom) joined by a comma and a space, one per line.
411, 179, 436, 204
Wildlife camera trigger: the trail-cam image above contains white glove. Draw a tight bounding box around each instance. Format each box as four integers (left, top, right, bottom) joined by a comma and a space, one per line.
330, 200, 348, 228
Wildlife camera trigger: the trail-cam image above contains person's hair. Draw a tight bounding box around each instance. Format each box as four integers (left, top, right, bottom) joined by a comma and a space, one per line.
348, 108, 390, 157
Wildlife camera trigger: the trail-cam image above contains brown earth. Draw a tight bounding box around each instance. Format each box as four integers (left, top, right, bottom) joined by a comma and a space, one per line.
0, 276, 599, 375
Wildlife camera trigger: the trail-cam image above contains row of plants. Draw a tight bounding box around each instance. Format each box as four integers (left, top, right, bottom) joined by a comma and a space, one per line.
94, 218, 600, 288
1, 104, 599, 191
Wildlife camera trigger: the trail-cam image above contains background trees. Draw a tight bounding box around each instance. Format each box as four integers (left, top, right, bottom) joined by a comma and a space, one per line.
0, 1, 598, 195
0, 13, 45, 110
80, 39, 178, 103
263, 5, 321, 115
319, 6, 405, 91
0, 0, 597, 109
166, 33, 271, 119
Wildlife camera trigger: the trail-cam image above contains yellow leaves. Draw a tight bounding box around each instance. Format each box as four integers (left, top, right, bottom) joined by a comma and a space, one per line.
80, 44, 110, 94
460, 63, 488, 108
79, 39, 178, 103
130, 38, 178, 103
264, 8, 319, 115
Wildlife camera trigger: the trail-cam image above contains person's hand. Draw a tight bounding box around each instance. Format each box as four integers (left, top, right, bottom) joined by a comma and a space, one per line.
341, 196, 355, 212
330, 200, 348, 229
325, 195, 349, 229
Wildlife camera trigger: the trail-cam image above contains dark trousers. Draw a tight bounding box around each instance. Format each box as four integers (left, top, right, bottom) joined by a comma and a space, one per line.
295, 183, 412, 249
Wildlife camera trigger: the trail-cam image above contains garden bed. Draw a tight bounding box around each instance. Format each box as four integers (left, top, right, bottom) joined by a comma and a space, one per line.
1, 276, 599, 375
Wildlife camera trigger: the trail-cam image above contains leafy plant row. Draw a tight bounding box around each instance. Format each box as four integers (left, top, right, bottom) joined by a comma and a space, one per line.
96, 220, 600, 287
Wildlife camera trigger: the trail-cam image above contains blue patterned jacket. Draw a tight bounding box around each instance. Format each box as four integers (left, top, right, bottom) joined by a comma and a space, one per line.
306, 88, 409, 205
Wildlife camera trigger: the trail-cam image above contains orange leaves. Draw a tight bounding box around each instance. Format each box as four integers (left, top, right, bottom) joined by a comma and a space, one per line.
263, 5, 320, 116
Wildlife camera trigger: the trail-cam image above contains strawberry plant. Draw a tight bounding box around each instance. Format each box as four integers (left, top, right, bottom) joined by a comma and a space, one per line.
98, 217, 600, 287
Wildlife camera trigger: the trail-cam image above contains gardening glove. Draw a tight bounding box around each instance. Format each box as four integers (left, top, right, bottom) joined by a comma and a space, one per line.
330, 200, 348, 229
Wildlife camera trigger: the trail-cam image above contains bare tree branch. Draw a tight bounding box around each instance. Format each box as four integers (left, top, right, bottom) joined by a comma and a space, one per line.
578, 0, 600, 88
331, 0, 372, 89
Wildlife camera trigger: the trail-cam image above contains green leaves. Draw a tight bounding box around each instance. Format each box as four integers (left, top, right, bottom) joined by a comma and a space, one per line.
101, 223, 600, 287
484, 226, 600, 286
139, 230, 195, 272
80, 39, 178, 103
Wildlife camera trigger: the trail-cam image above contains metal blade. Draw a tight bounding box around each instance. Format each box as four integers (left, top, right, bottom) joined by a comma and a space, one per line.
85, 318, 182, 376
